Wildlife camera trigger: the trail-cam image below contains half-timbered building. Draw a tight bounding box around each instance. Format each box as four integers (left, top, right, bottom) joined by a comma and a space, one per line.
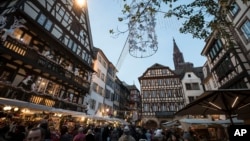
138, 63, 185, 128
201, 0, 250, 89
0, 0, 94, 113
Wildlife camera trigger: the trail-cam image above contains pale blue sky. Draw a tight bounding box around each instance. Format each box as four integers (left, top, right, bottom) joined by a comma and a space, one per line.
87, 0, 207, 89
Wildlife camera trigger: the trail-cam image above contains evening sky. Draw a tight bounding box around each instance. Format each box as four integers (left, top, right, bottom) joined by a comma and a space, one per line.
87, 0, 207, 88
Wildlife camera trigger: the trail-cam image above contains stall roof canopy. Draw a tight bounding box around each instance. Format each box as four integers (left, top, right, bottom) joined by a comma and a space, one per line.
0, 97, 53, 111
175, 89, 250, 120
180, 118, 244, 124
0, 98, 130, 125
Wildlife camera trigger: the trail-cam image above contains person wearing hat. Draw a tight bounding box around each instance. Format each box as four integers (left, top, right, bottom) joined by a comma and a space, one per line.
118, 126, 136, 141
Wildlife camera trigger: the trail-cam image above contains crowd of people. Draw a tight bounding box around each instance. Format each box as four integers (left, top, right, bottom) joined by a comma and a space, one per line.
0, 118, 203, 141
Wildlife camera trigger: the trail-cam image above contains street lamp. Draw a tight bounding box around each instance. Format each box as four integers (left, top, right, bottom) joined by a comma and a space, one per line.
75, 0, 86, 7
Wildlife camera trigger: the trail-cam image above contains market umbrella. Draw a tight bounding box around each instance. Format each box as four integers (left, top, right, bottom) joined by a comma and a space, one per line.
175, 89, 250, 124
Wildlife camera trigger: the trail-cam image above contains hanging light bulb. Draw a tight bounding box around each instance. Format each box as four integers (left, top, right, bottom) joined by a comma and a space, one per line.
3, 106, 12, 111
14, 107, 19, 111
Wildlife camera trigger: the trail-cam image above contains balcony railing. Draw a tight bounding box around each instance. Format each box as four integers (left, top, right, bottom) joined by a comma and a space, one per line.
0, 81, 87, 111
1, 37, 90, 91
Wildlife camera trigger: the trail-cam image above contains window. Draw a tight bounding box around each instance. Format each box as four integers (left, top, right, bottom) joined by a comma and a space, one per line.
215, 56, 234, 80
208, 39, 223, 60
160, 90, 164, 98
105, 89, 110, 98
81, 50, 86, 60
175, 103, 179, 111
76, 46, 81, 55
72, 43, 77, 52
165, 79, 169, 85
185, 83, 200, 90
45, 20, 52, 31
37, 14, 53, 31
186, 83, 191, 90
151, 70, 155, 75
161, 103, 166, 111
212, 79, 217, 88
90, 99, 96, 110
92, 82, 98, 92
230, 2, 240, 16
96, 69, 100, 77
162, 69, 166, 74
158, 79, 162, 85
229, 78, 247, 89
188, 96, 195, 103
38, 14, 46, 25
167, 90, 172, 97
144, 104, 149, 112
101, 73, 105, 81
153, 104, 157, 111
97, 55, 102, 62
192, 83, 200, 90
103, 61, 107, 68
206, 83, 212, 90
98, 87, 103, 95
241, 20, 250, 41
147, 80, 151, 86
22, 33, 32, 45
144, 91, 148, 98
152, 91, 156, 98
170, 103, 174, 111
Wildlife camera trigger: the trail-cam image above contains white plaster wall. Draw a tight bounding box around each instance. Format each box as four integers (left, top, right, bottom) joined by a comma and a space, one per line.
182, 72, 204, 104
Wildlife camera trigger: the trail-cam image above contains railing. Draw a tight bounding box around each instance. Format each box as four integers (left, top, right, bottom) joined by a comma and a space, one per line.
1, 37, 90, 90
0, 82, 87, 111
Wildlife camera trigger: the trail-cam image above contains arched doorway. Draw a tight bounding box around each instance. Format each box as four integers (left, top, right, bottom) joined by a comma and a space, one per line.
144, 120, 158, 129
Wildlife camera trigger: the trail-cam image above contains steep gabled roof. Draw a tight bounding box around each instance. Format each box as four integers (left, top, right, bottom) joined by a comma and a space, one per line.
149, 63, 167, 69
138, 63, 177, 80
175, 66, 204, 80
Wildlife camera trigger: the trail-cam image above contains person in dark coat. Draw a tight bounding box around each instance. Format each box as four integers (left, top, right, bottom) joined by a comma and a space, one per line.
7, 125, 26, 141
60, 125, 73, 141
102, 124, 110, 141
39, 122, 51, 141
110, 127, 120, 141
94, 127, 102, 141
86, 129, 95, 141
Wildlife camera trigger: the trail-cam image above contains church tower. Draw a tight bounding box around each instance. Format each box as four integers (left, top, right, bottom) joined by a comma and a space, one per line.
173, 38, 185, 70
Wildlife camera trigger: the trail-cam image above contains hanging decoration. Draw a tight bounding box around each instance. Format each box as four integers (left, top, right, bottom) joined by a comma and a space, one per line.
127, 0, 158, 58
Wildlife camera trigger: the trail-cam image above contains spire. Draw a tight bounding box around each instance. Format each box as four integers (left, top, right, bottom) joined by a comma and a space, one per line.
173, 38, 180, 53
173, 38, 182, 56
173, 38, 185, 70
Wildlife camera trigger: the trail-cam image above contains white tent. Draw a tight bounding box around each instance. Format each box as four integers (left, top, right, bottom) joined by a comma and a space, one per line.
180, 118, 244, 124
179, 118, 244, 131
